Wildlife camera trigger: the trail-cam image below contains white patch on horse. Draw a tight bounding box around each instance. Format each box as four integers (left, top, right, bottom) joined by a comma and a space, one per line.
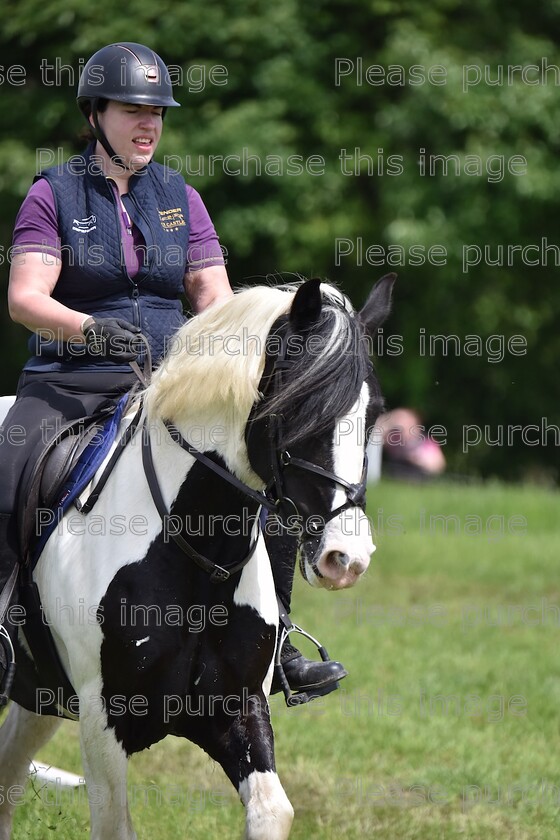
135, 636, 150, 647
78, 676, 138, 838
233, 532, 278, 696
332, 380, 370, 509
238, 770, 294, 840
233, 534, 277, 626
330, 381, 374, 549
301, 380, 375, 589
33, 425, 180, 690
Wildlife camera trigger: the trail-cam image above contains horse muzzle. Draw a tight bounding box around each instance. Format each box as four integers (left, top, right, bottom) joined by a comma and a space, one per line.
300, 509, 375, 590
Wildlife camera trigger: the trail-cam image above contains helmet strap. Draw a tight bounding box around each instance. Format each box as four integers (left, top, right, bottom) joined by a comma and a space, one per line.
90, 97, 132, 174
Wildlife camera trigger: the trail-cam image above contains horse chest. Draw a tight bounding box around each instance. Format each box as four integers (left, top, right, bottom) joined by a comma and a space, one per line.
96, 538, 276, 756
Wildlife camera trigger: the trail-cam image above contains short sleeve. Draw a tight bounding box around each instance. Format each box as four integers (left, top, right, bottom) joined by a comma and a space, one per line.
186, 185, 226, 272
12, 178, 61, 258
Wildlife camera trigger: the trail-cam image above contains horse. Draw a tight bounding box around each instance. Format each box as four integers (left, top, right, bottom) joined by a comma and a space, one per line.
0, 274, 394, 840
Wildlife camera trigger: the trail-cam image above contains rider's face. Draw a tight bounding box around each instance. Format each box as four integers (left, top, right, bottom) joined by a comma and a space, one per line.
94, 100, 163, 171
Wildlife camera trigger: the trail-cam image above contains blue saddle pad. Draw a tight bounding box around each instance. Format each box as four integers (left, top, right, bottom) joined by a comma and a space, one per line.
33, 394, 129, 561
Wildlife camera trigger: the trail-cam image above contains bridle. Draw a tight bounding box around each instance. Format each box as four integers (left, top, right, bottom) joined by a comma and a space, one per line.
142, 320, 369, 582
251, 322, 369, 539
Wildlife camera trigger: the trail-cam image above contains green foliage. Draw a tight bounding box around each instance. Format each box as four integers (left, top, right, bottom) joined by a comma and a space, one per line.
0, 0, 558, 479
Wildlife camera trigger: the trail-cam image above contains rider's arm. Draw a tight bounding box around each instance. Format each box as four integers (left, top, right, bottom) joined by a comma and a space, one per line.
9, 180, 89, 341
184, 185, 233, 313
184, 264, 233, 314
9, 253, 89, 341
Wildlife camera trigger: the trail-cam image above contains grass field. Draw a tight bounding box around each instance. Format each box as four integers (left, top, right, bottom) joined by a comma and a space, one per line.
3, 478, 560, 839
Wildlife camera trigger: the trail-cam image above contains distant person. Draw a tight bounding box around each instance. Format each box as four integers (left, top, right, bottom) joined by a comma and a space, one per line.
375, 407, 446, 480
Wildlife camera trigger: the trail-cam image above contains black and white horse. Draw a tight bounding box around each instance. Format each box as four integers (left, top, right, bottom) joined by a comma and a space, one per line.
0, 276, 394, 840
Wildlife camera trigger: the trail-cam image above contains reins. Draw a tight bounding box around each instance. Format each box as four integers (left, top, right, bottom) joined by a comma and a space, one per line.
141, 420, 266, 583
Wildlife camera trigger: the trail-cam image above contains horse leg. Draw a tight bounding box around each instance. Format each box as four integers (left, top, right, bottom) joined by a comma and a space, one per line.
78, 688, 136, 840
0, 703, 62, 840
239, 767, 294, 840
208, 693, 294, 840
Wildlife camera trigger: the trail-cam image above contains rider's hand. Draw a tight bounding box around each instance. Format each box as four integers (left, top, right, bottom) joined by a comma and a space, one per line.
82, 317, 142, 361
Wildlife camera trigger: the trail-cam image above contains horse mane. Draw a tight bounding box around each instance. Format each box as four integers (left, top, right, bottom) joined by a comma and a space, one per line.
145, 282, 378, 444
145, 285, 297, 425
253, 288, 378, 446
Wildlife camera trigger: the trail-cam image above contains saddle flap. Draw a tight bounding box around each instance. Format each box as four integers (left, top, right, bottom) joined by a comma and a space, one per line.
40, 423, 105, 510
17, 396, 129, 567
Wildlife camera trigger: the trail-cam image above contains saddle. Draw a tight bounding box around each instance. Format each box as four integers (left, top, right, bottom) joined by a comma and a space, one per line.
18, 396, 131, 567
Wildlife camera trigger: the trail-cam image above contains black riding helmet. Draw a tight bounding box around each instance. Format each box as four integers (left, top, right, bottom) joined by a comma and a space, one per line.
77, 42, 180, 168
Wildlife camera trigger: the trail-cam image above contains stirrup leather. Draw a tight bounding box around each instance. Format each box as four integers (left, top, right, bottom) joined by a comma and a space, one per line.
0, 562, 19, 708
0, 624, 16, 708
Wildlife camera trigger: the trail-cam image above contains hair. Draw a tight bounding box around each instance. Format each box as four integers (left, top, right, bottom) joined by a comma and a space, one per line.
145, 285, 297, 425
145, 282, 379, 445
254, 299, 376, 446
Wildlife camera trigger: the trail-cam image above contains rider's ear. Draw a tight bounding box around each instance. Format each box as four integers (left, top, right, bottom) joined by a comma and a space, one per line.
289, 278, 323, 333
358, 273, 397, 338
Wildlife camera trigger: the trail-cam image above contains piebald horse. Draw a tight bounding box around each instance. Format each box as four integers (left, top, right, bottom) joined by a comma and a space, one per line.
0, 275, 394, 840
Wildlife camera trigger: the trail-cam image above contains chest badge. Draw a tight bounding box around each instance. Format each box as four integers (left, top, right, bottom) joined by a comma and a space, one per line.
158, 207, 186, 232
72, 214, 97, 233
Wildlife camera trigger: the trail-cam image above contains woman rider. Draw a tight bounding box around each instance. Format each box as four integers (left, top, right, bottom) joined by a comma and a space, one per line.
0, 42, 345, 705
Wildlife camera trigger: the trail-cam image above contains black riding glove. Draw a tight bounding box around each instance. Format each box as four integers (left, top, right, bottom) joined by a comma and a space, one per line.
83, 317, 142, 361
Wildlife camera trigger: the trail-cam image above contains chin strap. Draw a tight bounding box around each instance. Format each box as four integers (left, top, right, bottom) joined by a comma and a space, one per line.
89, 97, 135, 173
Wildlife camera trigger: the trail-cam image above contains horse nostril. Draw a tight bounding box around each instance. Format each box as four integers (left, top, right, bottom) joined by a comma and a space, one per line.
325, 550, 350, 568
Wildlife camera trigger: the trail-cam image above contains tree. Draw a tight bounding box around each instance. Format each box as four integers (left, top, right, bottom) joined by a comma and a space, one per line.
1, 0, 559, 480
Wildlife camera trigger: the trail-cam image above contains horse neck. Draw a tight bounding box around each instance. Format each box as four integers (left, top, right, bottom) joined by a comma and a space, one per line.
147, 410, 261, 502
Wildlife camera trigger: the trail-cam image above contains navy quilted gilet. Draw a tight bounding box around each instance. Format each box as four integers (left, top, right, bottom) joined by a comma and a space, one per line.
26, 143, 190, 370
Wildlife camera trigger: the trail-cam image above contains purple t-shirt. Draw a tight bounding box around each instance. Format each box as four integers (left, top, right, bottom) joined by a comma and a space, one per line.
12, 178, 225, 277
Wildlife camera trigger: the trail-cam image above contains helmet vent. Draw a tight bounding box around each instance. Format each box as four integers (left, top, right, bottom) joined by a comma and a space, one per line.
144, 66, 159, 82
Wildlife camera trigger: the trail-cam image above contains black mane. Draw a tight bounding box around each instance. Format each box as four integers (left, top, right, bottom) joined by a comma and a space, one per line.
256, 296, 383, 446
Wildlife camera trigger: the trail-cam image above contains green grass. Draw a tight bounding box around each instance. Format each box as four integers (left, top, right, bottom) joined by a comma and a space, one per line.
3, 478, 560, 839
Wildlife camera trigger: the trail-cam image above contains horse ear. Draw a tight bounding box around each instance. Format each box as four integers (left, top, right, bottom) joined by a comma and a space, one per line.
358, 273, 397, 338
289, 278, 323, 332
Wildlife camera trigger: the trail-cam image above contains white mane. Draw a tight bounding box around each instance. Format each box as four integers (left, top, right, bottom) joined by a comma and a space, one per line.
145, 285, 298, 425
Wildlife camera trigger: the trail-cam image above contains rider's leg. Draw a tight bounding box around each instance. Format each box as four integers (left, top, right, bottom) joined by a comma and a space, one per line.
0, 369, 138, 705
265, 530, 347, 696
0, 377, 48, 706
